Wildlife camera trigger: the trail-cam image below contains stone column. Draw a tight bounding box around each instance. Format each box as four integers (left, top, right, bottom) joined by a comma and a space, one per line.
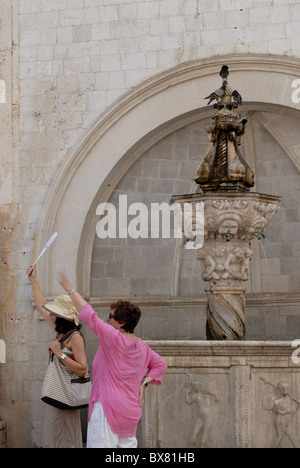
195, 194, 280, 340
171, 192, 280, 340
197, 239, 251, 340
205, 286, 246, 341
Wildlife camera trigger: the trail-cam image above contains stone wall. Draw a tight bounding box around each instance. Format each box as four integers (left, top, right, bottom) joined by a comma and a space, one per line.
0, 0, 300, 448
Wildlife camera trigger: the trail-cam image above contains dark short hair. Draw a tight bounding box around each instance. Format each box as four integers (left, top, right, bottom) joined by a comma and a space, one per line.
110, 300, 141, 333
55, 317, 82, 334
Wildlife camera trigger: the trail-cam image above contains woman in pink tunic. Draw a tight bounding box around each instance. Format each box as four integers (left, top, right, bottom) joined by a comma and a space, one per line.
58, 272, 167, 448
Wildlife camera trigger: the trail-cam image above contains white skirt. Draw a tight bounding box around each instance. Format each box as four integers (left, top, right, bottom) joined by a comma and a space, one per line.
87, 402, 137, 449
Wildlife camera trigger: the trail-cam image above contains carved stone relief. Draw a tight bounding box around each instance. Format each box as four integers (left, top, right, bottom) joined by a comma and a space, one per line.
146, 371, 229, 448
197, 242, 253, 285
184, 373, 219, 448
260, 378, 300, 448
139, 342, 300, 448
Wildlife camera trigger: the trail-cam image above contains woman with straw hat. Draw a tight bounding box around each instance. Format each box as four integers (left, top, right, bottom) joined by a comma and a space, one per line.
27, 265, 87, 448
57, 271, 167, 449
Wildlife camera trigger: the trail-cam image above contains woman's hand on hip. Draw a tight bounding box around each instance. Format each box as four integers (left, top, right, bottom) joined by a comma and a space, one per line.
138, 384, 145, 407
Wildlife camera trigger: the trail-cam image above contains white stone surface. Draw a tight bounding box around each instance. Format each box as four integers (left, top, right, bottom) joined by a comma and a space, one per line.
0, 340, 5, 364
1, 0, 300, 448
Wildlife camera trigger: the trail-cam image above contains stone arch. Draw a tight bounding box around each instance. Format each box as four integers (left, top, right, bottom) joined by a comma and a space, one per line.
34, 54, 300, 298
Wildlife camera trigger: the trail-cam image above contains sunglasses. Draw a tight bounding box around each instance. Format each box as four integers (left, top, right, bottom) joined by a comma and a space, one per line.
108, 312, 115, 320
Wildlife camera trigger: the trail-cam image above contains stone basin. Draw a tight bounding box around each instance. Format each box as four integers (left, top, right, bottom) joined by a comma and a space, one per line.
139, 340, 300, 448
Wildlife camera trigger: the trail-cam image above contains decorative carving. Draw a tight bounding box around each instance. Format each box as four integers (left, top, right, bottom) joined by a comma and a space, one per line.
203, 196, 279, 241
195, 109, 255, 192
184, 374, 218, 448
170, 65, 281, 340
261, 379, 300, 448
197, 242, 253, 284
173, 194, 279, 242
171, 192, 280, 340
234, 366, 250, 448
198, 64, 254, 193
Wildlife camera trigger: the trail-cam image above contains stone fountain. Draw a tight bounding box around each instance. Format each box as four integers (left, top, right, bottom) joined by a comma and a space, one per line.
140, 66, 300, 449
171, 65, 280, 341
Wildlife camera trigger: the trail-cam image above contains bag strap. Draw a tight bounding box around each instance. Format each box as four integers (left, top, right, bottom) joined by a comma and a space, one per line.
57, 329, 80, 344
65, 331, 84, 346
49, 329, 78, 363
59, 329, 86, 351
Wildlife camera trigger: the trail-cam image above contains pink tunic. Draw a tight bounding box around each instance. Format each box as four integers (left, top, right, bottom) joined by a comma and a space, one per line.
79, 304, 167, 438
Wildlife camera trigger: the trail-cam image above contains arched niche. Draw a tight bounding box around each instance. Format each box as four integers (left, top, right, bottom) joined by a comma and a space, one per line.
34, 54, 300, 298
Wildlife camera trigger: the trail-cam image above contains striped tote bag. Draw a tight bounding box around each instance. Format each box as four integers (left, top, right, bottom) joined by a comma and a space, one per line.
41, 354, 91, 410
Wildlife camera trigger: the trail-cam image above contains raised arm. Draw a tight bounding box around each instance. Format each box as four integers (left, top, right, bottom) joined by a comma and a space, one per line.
59, 272, 115, 342
57, 271, 87, 311
27, 265, 55, 329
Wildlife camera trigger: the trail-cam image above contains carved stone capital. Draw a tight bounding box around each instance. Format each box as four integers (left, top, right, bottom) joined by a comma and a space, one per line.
197, 240, 253, 286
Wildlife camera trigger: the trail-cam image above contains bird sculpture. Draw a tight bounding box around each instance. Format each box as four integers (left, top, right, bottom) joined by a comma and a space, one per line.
205, 83, 227, 105
219, 65, 229, 80
232, 90, 242, 105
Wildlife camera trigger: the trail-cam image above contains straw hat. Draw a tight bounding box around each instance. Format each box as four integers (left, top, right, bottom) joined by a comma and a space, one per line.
43, 295, 79, 326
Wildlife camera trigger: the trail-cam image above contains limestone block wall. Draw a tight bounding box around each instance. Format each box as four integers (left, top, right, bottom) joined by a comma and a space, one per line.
0, 0, 299, 448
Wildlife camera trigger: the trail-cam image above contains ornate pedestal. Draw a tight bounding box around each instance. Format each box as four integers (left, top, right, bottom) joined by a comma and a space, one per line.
171, 65, 281, 340
172, 192, 280, 340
